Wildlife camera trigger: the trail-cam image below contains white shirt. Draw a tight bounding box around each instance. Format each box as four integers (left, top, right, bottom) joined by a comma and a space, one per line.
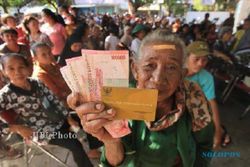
105, 34, 119, 50
131, 38, 141, 59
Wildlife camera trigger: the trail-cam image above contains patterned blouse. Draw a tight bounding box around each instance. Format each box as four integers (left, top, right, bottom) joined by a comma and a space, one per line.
0, 78, 68, 140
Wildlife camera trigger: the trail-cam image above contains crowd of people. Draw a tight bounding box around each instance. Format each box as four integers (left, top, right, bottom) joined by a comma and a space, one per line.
0, 4, 250, 166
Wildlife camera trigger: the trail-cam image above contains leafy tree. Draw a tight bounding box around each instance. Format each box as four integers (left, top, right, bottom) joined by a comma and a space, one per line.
0, 0, 33, 13
128, 0, 153, 14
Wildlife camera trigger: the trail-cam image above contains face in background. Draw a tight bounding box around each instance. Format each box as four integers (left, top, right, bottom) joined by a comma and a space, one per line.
92, 26, 101, 37
41, 13, 51, 24
34, 46, 54, 65
70, 42, 82, 52
27, 19, 40, 33
2, 57, 30, 85
186, 53, 208, 75
1, 32, 18, 45
136, 30, 146, 40
132, 43, 183, 103
222, 31, 232, 42
6, 17, 16, 28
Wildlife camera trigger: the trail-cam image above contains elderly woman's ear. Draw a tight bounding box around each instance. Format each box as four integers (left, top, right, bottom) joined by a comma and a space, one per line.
130, 57, 139, 80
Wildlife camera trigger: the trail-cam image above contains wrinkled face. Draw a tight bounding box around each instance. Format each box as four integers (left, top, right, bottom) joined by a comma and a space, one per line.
35, 46, 54, 65
70, 42, 82, 52
3, 57, 30, 84
27, 19, 39, 32
2, 33, 18, 45
133, 43, 183, 102
186, 54, 208, 75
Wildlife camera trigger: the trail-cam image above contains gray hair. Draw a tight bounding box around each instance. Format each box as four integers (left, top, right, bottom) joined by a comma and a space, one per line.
137, 29, 187, 67
30, 42, 51, 57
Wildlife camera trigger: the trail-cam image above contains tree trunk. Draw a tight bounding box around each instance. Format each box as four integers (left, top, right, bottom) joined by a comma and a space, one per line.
128, 0, 136, 15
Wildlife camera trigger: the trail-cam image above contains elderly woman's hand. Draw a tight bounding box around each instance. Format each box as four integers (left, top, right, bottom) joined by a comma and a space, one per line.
67, 92, 118, 143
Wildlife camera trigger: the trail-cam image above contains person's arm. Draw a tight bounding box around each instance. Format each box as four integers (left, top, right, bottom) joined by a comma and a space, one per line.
209, 99, 222, 148
104, 140, 124, 166
59, 24, 68, 40
37, 72, 64, 101
8, 124, 33, 140
105, 36, 111, 50
67, 92, 126, 166
213, 50, 233, 63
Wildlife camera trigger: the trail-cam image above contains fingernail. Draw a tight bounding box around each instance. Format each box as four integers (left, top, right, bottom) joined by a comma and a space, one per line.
96, 104, 102, 110
107, 109, 113, 114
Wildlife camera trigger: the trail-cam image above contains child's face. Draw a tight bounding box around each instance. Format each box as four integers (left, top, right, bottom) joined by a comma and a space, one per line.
6, 17, 16, 28
35, 46, 54, 65
70, 42, 82, 52
3, 57, 30, 84
2, 33, 18, 44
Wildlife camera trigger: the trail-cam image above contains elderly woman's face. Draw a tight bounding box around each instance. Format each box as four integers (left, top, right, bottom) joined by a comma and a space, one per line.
134, 43, 183, 102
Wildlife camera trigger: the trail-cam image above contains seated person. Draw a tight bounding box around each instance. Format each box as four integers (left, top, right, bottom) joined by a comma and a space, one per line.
0, 53, 92, 167
67, 30, 215, 167
213, 27, 235, 63
186, 41, 231, 148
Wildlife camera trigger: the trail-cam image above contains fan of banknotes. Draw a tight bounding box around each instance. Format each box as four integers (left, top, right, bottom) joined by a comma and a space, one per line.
60, 49, 131, 138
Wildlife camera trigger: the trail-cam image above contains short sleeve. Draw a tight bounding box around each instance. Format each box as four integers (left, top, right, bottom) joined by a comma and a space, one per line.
201, 71, 215, 100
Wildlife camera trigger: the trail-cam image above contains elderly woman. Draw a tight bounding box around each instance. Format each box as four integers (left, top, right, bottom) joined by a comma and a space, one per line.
68, 30, 214, 167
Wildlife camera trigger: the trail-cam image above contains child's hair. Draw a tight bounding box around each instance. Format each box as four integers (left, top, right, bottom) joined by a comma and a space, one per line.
0, 53, 29, 70
1, 14, 16, 25
23, 16, 39, 34
0, 27, 18, 36
31, 42, 51, 57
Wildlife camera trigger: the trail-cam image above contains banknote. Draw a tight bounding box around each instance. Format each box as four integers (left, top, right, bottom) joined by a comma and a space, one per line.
60, 65, 80, 92
60, 50, 132, 138
81, 49, 129, 101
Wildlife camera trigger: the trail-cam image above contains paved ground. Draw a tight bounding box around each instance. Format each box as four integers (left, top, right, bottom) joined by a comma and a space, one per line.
1, 80, 250, 167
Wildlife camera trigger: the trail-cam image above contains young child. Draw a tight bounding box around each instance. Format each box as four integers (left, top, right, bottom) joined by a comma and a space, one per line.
0, 53, 93, 167
31, 42, 71, 106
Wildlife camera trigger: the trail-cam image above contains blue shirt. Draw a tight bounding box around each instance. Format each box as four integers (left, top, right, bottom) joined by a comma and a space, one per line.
186, 69, 215, 100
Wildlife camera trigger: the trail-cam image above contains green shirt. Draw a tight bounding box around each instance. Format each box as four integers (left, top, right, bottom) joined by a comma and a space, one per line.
101, 112, 214, 167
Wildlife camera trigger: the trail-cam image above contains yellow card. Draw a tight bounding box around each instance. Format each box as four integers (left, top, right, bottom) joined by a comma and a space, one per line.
101, 87, 158, 121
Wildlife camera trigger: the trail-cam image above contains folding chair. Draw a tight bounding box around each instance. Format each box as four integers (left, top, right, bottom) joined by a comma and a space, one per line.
23, 140, 70, 167
0, 110, 71, 167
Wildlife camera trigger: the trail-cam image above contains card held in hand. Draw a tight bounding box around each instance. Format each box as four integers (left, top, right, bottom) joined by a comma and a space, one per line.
101, 87, 158, 121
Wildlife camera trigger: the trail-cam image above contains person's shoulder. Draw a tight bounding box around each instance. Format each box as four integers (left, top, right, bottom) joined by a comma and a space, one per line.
28, 78, 42, 87
183, 79, 203, 94
0, 84, 11, 94
199, 69, 213, 79
105, 35, 111, 41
